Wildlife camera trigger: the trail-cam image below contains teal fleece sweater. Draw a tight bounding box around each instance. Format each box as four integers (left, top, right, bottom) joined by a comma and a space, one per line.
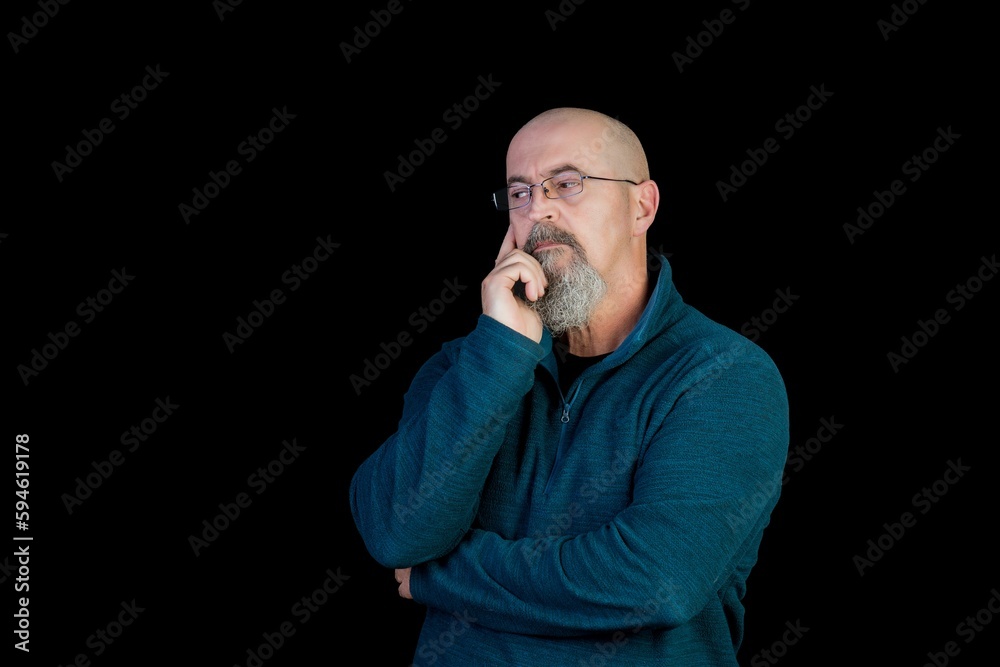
350, 257, 790, 666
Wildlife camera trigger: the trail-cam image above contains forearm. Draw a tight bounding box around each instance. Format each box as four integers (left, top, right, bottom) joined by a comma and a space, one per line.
410, 350, 789, 635
349, 315, 545, 568
409, 495, 774, 637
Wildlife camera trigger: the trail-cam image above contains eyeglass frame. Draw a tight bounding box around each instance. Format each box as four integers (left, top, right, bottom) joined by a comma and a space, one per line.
492, 171, 639, 211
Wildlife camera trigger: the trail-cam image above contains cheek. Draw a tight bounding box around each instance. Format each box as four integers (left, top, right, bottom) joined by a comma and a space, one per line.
573, 208, 627, 265
509, 218, 533, 248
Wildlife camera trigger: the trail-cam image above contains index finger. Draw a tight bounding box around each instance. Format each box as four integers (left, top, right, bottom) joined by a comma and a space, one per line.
495, 223, 517, 264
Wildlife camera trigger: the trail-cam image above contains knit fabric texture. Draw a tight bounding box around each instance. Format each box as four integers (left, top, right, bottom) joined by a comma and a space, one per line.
350, 256, 790, 666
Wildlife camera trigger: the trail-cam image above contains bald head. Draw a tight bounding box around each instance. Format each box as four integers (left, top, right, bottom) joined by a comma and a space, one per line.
511, 107, 649, 182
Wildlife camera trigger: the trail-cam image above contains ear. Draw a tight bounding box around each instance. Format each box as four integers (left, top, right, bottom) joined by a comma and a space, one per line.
632, 179, 660, 237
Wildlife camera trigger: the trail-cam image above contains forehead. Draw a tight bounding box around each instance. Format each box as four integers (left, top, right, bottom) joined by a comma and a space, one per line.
506, 116, 613, 179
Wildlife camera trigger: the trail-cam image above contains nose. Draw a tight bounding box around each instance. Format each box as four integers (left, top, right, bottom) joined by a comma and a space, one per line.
522, 185, 559, 224
509, 192, 555, 247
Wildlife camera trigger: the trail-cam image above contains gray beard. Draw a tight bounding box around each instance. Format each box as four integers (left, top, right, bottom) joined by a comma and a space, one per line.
519, 225, 608, 336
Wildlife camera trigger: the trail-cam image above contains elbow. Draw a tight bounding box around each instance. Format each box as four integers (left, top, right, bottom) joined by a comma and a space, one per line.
351, 506, 459, 568
362, 535, 460, 569
626, 576, 710, 630
348, 473, 464, 568
349, 496, 415, 568
361, 537, 428, 570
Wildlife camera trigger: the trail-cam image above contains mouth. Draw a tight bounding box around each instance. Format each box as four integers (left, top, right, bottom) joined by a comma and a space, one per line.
530, 242, 568, 254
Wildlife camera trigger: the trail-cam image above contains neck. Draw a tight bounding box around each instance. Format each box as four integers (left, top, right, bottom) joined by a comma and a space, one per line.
560, 271, 651, 357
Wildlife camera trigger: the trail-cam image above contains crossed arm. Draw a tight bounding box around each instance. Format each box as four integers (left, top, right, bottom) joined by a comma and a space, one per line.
353, 327, 788, 636
351, 232, 788, 635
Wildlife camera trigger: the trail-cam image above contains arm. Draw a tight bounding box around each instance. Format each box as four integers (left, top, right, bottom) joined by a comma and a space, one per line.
407, 347, 789, 636
349, 227, 549, 568
349, 315, 544, 568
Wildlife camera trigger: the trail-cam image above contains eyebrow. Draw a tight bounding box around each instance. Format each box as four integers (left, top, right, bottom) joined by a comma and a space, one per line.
507, 164, 582, 186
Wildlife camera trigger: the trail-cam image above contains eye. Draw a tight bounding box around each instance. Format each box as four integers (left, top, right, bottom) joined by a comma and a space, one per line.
553, 174, 581, 190
509, 186, 530, 200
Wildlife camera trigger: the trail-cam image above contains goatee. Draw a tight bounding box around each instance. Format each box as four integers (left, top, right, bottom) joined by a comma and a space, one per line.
518, 225, 607, 336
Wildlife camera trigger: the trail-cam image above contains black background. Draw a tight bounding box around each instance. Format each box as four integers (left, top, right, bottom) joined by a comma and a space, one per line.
5, 1, 996, 665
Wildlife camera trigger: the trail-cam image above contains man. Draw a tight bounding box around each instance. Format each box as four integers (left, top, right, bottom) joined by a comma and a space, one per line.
350, 107, 789, 665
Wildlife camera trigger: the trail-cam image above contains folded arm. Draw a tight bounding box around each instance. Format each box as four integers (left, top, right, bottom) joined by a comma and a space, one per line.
349, 315, 546, 568
408, 347, 789, 636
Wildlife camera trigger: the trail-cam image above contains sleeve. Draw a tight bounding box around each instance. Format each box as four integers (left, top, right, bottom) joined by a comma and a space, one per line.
349, 315, 547, 569
407, 344, 790, 636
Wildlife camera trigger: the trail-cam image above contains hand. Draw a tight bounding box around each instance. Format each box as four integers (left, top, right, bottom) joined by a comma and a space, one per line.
395, 567, 412, 600
482, 225, 547, 342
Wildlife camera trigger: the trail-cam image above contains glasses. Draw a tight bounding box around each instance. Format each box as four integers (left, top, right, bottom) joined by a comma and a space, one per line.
492, 171, 638, 211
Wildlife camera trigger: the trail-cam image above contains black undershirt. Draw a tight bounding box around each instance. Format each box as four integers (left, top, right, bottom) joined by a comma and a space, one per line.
557, 350, 610, 395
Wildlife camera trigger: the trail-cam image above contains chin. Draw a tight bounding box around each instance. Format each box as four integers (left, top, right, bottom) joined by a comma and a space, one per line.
535, 247, 572, 273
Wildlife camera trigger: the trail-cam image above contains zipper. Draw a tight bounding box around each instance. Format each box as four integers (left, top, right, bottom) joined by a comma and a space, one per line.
543, 379, 583, 496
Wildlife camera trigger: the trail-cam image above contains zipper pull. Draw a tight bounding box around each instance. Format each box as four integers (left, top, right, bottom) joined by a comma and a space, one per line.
561, 405, 570, 423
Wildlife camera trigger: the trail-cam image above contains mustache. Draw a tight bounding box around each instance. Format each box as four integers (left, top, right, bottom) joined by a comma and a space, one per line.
523, 224, 583, 255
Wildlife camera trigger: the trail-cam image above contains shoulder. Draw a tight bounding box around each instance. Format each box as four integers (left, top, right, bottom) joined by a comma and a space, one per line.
635, 305, 788, 415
